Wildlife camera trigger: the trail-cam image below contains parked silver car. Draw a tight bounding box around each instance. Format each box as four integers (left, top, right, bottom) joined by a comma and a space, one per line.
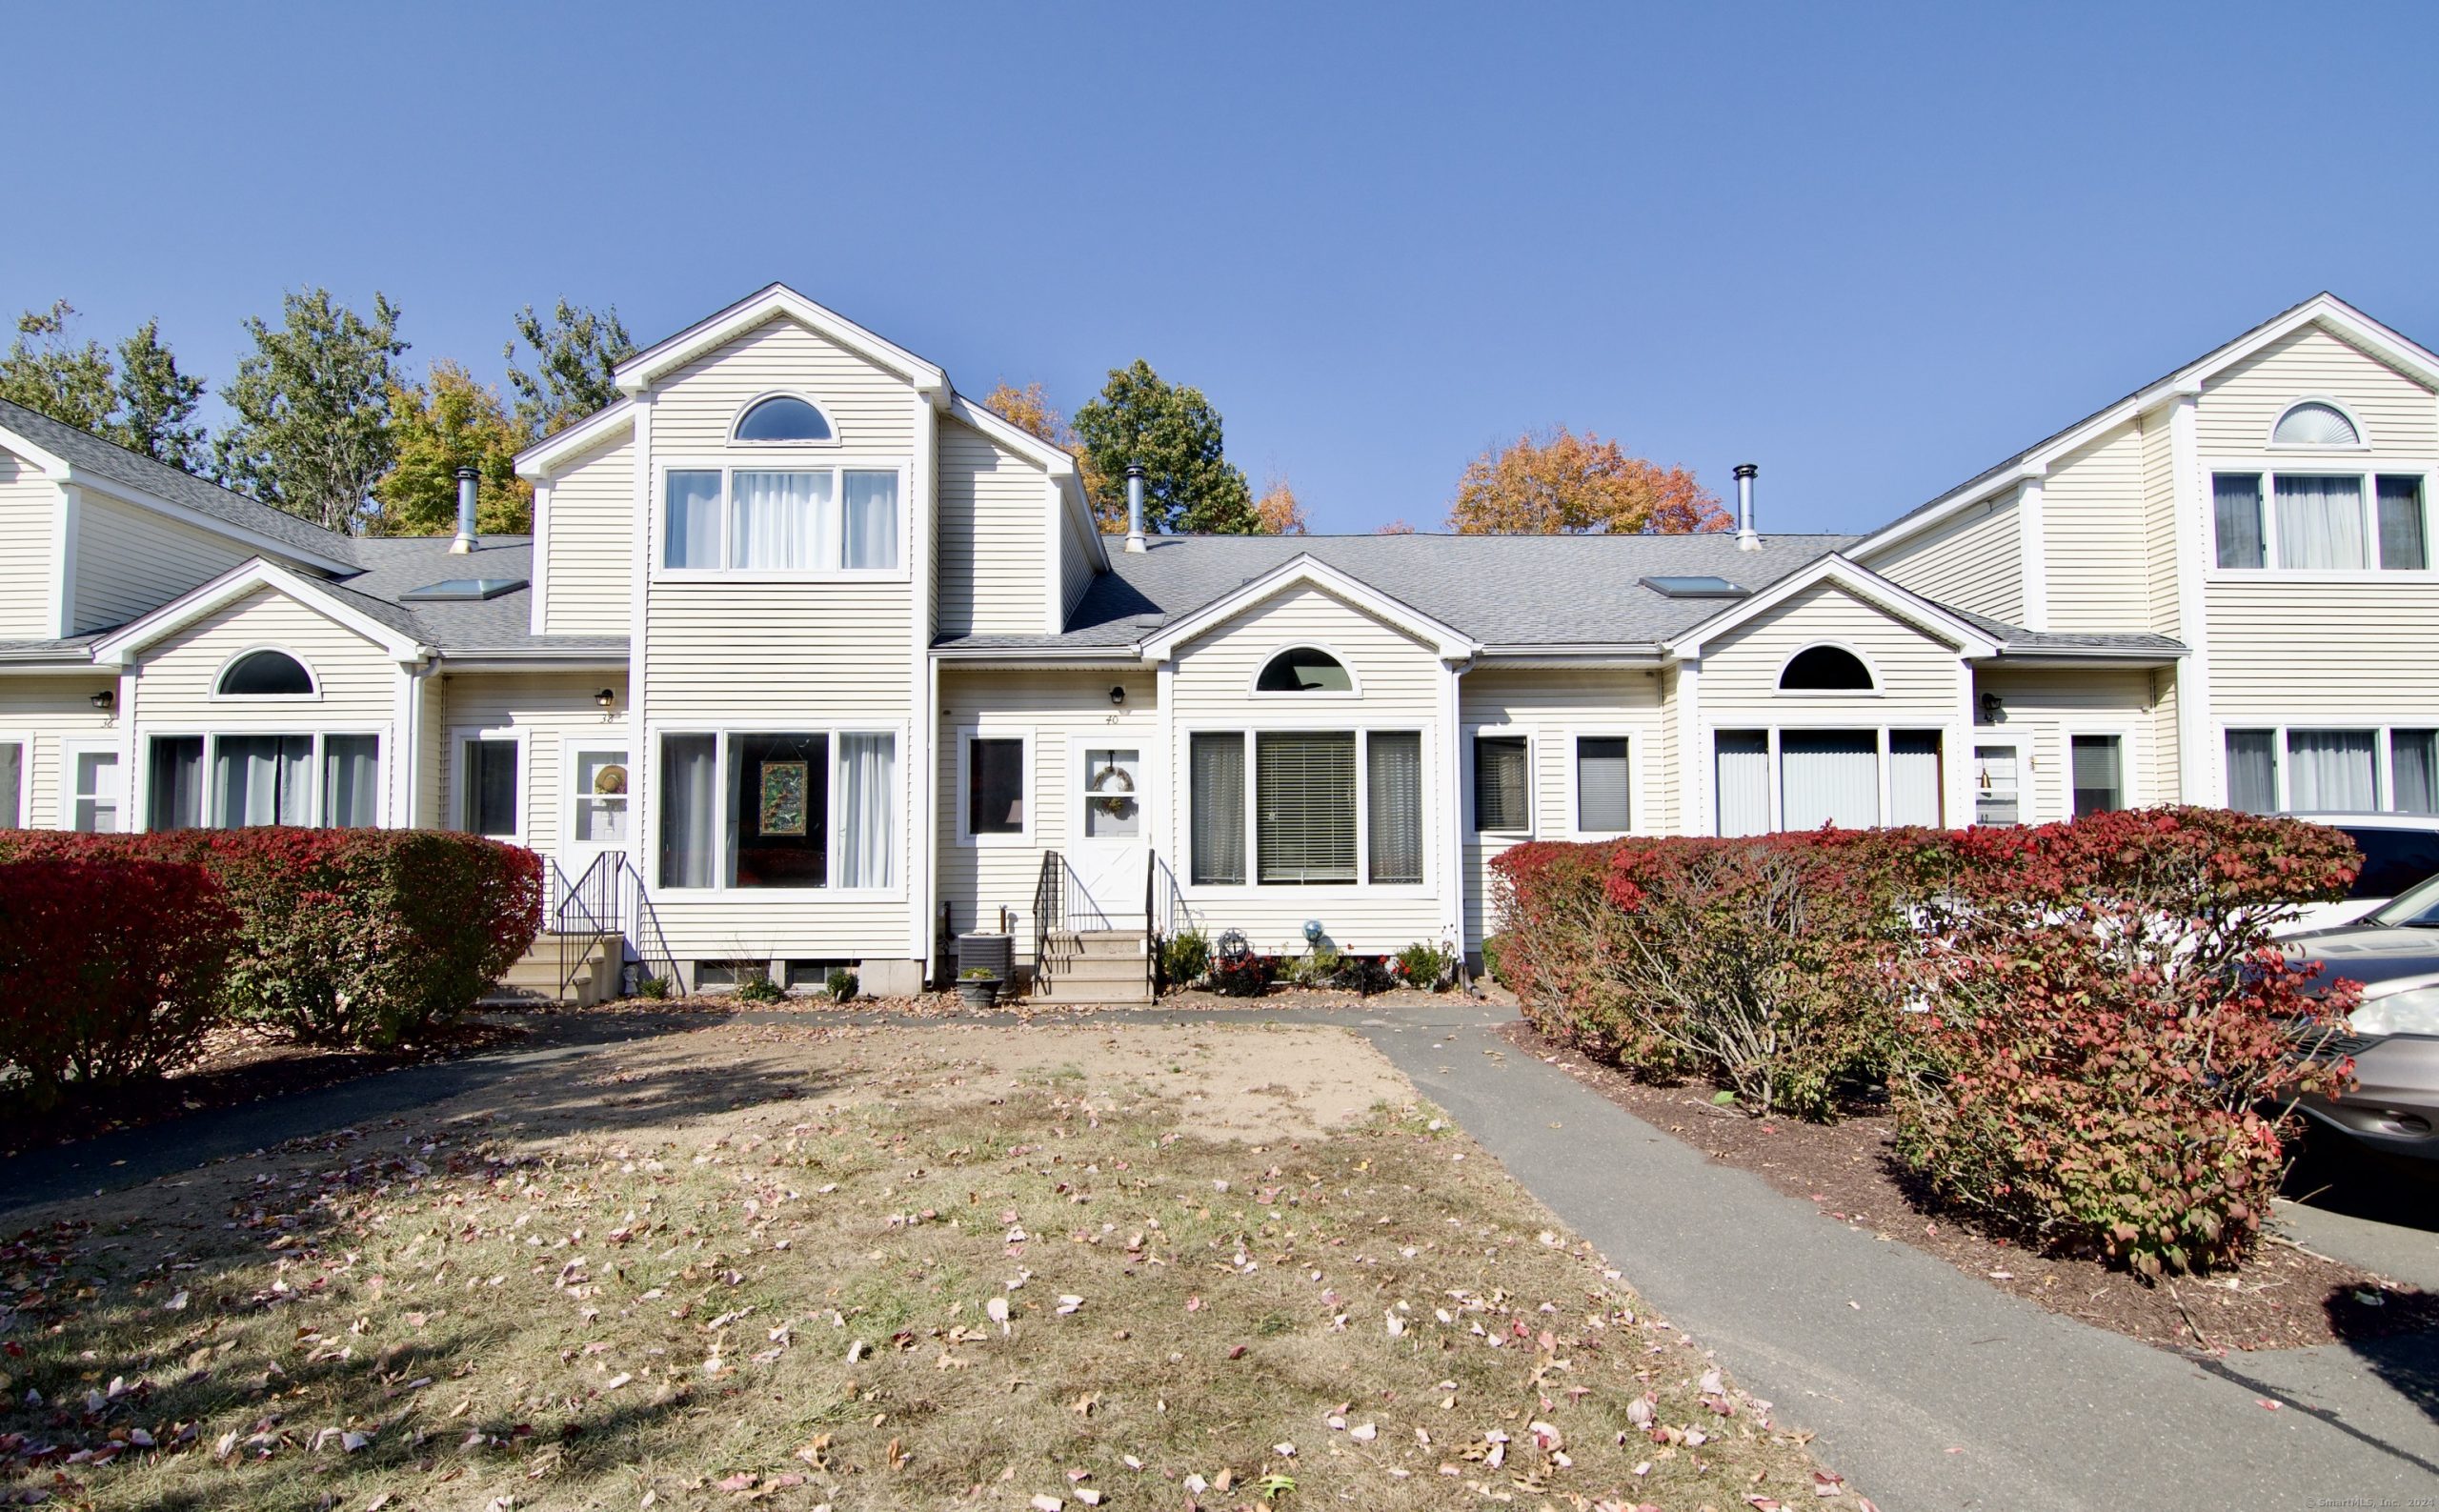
2285, 871, 2439, 1159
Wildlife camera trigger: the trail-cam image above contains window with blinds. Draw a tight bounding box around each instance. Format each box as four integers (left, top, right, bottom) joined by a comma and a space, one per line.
1189, 733, 1246, 885
1367, 732, 1423, 883
2070, 735, 2124, 816
1474, 735, 1529, 833
1576, 737, 1630, 833
1257, 732, 1357, 883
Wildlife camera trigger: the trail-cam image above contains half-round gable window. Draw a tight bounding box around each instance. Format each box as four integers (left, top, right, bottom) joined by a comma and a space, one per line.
219, 649, 314, 696
1779, 645, 1874, 692
734, 395, 834, 443
2271, 400, 2362, 447
1257, 647, 1353, 693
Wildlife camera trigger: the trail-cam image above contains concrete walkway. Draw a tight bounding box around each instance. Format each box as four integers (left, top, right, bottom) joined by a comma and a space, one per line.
2, 1000, 2431, 1511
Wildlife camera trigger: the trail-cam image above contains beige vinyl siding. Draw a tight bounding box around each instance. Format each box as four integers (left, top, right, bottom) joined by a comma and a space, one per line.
1460, 667, 1663, 942
936, 670, 1158, 963
1700, 583, 1965, 718
0, 677, 118, 828
2140, 408, 2182, 636
0, 450, 59, 639
1968, 668, 2159, 823
540, 431, 635, 635
134, 588, 395, 723
648, 318, 916, 456
1869, 496, 2023, 623
1652, 664, 1683, 837
433, 672, 628, 860
2041, 421, 2151, 632
1166, 584, 1448, 954
2196, 324, 2439, 458
937, 418, 1049, 636
1058, 504, 1099, 623
71, 493, 252, 634
414, 673, 444, 830
2206, 579, 2439, 717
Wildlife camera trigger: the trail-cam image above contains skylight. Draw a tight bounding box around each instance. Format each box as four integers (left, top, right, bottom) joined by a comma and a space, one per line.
1639, 575, 1748, 598
399, 577, 527, 602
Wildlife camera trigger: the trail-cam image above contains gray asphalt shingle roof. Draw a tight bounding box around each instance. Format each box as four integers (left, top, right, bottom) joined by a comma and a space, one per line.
337, 537, 625, 655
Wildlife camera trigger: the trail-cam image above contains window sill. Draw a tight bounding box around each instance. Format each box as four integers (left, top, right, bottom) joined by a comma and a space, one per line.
2206, 570, 2437, 584
652, 569, 911, 585
652, 885, 906, 900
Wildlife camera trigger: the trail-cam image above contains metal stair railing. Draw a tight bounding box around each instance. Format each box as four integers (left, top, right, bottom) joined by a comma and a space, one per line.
1146, 850, 1199, 992
1031, 851, 1118, 992
548, 853, 617, 1003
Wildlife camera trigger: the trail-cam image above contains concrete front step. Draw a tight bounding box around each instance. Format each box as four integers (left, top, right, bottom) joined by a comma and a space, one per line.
1033, 928, 1154, 1004
1050, 930, 1150, 958
481, 934, 618, 1007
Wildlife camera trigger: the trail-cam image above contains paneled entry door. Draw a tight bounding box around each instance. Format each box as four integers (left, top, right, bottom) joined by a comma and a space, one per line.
1069, 740, 1145, 927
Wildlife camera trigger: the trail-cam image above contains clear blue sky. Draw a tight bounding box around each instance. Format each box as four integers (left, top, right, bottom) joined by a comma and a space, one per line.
7, 2, 2435, 536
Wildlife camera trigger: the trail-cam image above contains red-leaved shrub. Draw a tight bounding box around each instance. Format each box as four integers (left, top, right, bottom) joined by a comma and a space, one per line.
0, 857, 237, 1099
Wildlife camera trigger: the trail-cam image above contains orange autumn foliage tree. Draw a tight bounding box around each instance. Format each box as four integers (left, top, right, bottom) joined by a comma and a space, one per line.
1446, 427, 1729, 535
1254, 474, 1308, 535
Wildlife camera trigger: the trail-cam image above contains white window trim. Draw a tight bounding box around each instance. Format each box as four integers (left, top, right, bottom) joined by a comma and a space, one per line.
137, 728, 387, 831
452, 725, 530, 845
729, 391, 841, 448
2203, 462, 2433, 579
1465, 725, 1534, 838
2266, 395, 2372, 453
652, 458, 913, 582
956, 727, 1033, 847
1707, 724, 1953, 835
1567, 730, 1641, 840
1247, 643, 1364, 699
59, 735, 124, 833
649, 724, 907, 897
1775, 640, 1883, 696
2212, 718, 2439, 815
558, 734, 635, 858
209, 644, 322, 703
2063, 725, 2141, 816
1179, 722, 1435, 894
0, 732, 30, 829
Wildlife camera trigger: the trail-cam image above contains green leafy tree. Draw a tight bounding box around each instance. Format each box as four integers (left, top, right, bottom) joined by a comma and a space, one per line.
1072, 359, 1258, 534
373, 362, 534, 535
111, 318, 209, 472
214, 289, 408, 533
0, 303, 211, 472
505, 298, 635, 438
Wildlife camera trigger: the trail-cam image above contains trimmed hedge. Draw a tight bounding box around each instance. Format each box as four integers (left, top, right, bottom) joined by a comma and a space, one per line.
0, 857, 237, 1099
1490, 808, 2362, 1273
0, 829, 541, 1050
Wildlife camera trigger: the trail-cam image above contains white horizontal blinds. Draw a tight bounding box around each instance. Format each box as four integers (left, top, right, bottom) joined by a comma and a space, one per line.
2225, 731, 2278, 815
2286, 730, 2376, 811
2212, 474, 2264, 569
2393, 732, 2439, 815
2069, 735, 2124, 816
322, 736, 379, 828
1189, 733, 1245, 885
0, 741, 21, 827
2378, 476, 2427, 570
2275, 475, 2368, 570
1473, 736, 1529, 832
1780, 731, 1878, 831
1367, 732, 1423, 884
220, 735, 313, 827
836, 734, 895, 888
660, 735, 717, 888
665, 471, 721, 569
1576, 737, 1630, 833
731, 471, 829, 571
966, 738, 1024, 835
843, 471, 898, 569
1886, 731, 1942, 827
1715, 732, 1769, 837
1257, 732, 1357, 884
1971, 744, 2020, 827
147, 737, 203, 831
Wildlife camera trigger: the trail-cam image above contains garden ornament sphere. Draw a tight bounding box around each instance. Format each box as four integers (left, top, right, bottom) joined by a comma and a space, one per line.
1303, 919, 1324, 944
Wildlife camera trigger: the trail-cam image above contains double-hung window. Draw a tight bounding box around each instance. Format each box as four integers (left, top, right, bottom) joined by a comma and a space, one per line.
1575, 737, 1632, 835
1473, 735, 1530, 833
2213, 471, 2428, 571
1188, 730, 1423, 887
663, 467, 902, 572
658, 730, 897, 890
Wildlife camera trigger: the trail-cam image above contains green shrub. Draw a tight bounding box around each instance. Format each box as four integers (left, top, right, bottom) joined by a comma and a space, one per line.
826, 969, 858, 1002
1208, 953, 1273, 998
1159, 929, 1211, 988
1479, 933, 1512, 987
1283, 944, 1343, 988
1393, 940, 1456, 991
733, 968, 784, 1002
635, 976, 673, 1000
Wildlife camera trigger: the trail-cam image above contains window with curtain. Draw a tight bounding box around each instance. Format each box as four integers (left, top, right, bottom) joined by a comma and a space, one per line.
148, 736, 203, 831
2214, 474, 2265, 569
323, 735, 379, 828
1715, 732, 1770, 837
2393, 731, 2439, 815
1367, 732, 1423, 884
665, 470, 722, 569
1780, 731, 1879, 830
660, 735, 717, 888
2378, 475, 2427, 570
731, 471, 828, 570
2225, 730, 2278, 815
0, 741, 21, 828
1576, 737, 1631, 833
966, 737, 1024, 836
220, 735, 313, 827
2070, 735, 2124, 816
729, 733, 827, 887
843, 471, 898, 569
2275, 475, 2368, 570
1257, 732, 1356, 883
1887, 731, 1943, 827
1189, 733, 1245, 885
2214, 470, 2430, 571
1473, 735, 1529, 832
2286, 729, 2377, 812
461, 738, 517, 837
835, 734, 895, 888
664, 467, 901, 572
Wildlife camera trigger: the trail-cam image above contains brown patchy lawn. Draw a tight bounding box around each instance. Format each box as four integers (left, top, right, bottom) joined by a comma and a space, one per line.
0, 1019, 1854, 1510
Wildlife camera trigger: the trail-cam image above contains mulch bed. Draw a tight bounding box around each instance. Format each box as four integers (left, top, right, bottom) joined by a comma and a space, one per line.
0, 1017, 529, 1159
1500, 1020, 2439, 1353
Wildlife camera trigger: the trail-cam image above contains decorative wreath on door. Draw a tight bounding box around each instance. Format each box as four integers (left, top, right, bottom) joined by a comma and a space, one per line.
1088, 759, 1137, 819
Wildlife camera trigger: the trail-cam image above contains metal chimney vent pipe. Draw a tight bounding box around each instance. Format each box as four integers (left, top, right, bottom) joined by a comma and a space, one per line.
450, 465, 479, 554
1123, 463, 1147, 554
1732, 462, 1761, 552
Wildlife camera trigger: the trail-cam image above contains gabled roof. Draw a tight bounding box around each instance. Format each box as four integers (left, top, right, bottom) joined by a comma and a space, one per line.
1139, 553, 1480, 661
1663, 554, 2002, 659
0, 398, 358, 572
514, 398, 635, 480
1854, 292, 2439, 560
943, 392, 1107, 576
613, 283, 949, 401
91, 557, 431, 667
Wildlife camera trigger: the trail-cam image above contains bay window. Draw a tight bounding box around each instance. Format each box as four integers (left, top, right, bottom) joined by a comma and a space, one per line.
2213, 471, 2429, 571
1188, 729, 1423, 887
657, 730, 897, 890
2224, 725, 2439, 815
661, 467, 902, 572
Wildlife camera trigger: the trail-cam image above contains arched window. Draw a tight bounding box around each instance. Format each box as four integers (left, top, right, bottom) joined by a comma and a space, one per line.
1257, 647, 1353, 693
734, 394, 834, 443
2272, 400, 2362, 447
218, 649, 313, 696
1779, 645, 1874, 692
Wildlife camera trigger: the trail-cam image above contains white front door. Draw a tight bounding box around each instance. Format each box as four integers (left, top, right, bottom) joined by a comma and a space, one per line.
562, 741, 632, 876
1069, 741, 1146, 927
